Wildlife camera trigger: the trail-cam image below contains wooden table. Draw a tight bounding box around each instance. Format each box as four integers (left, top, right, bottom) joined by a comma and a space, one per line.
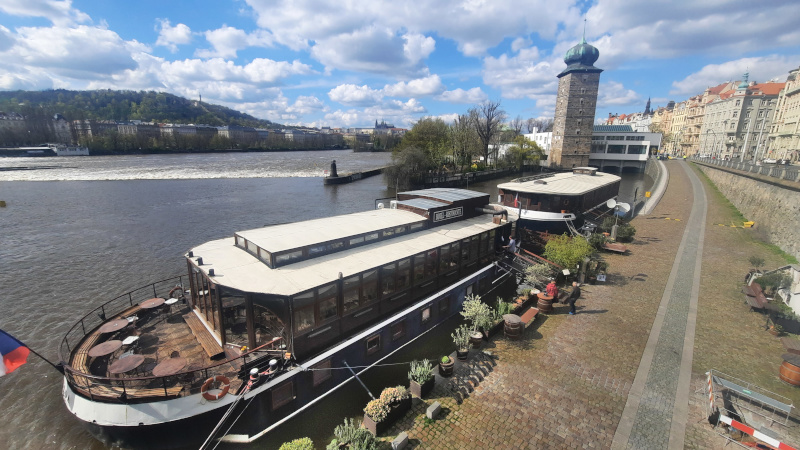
152, 357, 187, 377
141, 297, 166, 309
98, 319, 129, 334
108, 354, 145, 375
88, 340, 122, 358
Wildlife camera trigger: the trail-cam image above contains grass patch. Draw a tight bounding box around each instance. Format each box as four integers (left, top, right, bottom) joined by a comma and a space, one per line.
690, 163, 747, 222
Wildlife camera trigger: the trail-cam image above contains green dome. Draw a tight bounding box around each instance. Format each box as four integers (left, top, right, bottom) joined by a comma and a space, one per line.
564, 38, 599, 67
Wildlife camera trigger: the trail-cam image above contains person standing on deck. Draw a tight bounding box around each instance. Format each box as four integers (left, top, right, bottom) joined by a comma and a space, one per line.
568, 281, 581, 315
546, 279, 559, 300
502, 234, 517, 255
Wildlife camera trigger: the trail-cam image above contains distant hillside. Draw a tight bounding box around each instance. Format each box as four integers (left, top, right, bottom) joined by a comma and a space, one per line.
0, 89, 279, 129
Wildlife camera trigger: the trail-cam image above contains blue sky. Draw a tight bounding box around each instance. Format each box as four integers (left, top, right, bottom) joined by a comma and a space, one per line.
1, 0, 799, 129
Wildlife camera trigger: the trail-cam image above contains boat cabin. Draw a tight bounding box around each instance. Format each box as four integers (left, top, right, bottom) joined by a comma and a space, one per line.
185, 188, 510, 360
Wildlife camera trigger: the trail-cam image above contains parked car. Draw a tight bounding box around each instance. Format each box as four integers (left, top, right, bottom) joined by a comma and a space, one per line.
763, 158, 777, 164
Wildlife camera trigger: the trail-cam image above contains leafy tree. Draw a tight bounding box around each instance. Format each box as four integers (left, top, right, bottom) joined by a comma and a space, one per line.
384, 146, 430, 190
506, 135, 544, 170
399, 117, 451, 168
543, 235, 594, 270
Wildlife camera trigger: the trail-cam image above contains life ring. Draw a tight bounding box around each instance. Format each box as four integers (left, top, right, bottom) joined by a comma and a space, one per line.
168, 286, 184, 299
201, 375, 230, 401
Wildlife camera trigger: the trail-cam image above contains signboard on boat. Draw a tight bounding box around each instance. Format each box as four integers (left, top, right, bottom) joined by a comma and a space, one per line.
433, 207, 463, 222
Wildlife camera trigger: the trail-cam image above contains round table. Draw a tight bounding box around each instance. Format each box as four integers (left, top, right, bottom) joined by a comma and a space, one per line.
108, 354, 145, 375
98, 319, 129, 334
88, 340, 122, 358
141, 297, 166, 309
152, 357, 188, 377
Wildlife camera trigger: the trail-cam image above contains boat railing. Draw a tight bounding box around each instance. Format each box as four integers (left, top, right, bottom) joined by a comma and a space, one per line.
58, 276, 287, 402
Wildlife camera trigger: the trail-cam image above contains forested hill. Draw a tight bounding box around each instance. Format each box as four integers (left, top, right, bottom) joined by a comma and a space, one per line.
0, 89, 278, 128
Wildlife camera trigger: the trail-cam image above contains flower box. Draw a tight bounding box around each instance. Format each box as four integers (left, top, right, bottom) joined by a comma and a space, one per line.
363, 397, 412, 436
409, 377, 435, 398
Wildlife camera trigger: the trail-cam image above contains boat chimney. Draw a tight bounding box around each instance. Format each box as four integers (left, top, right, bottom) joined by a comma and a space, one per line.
208, 268, 215, 276
197, 257, 203, 265
188, 251, 194, 257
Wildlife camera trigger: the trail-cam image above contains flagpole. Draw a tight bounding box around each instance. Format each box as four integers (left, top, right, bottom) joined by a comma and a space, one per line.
4, 333, 64, 375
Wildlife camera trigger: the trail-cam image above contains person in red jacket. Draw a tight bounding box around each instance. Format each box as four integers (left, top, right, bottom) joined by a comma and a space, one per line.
545, 279, 558, 299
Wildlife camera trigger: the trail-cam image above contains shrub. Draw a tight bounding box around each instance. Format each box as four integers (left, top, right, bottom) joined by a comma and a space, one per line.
441, 355, 451, 364
616, 223, 636, 242
408, 359, 434, 384
525, 263, 555, 288
588, 232, 607, 250
543, 234, 594, 269
326, 417, 378, 450
279, 437, 314, 450
757, 272, 792, 295
364, 386, 410, 422
461, 294, 493, 332
748, 255, 765, 269
452, 324, 471, 350
493, 299, 514, 322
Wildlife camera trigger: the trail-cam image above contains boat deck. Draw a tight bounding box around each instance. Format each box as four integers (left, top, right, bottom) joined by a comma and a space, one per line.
68, 301, 244, 402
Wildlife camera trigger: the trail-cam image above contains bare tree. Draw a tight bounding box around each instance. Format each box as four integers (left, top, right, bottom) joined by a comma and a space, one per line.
526, 118, 554, 133
450, 114, 479, 172
469, 100, 506, 165
509, 115, 524, 135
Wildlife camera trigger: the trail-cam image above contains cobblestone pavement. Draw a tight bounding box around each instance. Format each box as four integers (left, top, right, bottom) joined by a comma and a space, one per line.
377, 162, 698, 449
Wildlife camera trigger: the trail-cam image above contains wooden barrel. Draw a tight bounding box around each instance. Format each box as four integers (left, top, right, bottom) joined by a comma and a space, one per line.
504, 321, 523, 340
780, 353, 800, 386
537, 293, 554, 313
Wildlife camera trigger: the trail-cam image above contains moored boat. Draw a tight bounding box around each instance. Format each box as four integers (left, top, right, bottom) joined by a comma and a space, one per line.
60, 188, 512, 448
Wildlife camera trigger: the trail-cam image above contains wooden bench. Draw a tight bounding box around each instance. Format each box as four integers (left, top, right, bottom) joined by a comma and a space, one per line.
183, 313, 225, 359
519, 307, 540, 329
79, 383, 184, 401
71, 330, 103, 374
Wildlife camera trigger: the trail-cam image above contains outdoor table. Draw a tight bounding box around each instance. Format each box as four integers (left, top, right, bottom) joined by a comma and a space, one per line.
98, 319, 129, 334
152, 357, 187, 377
502, 314, 521, 325
108, 354, 145, 375
141, 297, 166, 309
88, 340, 122, 358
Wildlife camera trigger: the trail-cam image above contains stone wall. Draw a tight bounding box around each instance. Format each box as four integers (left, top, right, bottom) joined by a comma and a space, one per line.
696, 165, 800, 261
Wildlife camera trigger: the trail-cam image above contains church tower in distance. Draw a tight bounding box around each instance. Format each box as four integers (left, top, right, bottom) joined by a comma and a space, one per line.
549, 36, 603, 169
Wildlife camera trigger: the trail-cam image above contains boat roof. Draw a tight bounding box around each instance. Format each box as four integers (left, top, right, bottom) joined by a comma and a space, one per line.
399, 188, 487, 202
190, 210, 502, 297
238, 209, 426, 254
497, 170, 621, 195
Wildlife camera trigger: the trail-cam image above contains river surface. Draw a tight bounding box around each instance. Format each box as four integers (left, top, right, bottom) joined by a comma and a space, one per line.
0, 151, 649, 449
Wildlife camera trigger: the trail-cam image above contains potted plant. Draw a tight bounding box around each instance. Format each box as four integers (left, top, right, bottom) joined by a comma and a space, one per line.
408, 359, 435, 398
489, 299, 514, 337
769, 324, 784, 336
452, 325, 471, 360
439, 355, 454, 377
525, 263, 555, 291
326, 417, 378, 449
362, 386, 412, 436
461, 294, 493, 347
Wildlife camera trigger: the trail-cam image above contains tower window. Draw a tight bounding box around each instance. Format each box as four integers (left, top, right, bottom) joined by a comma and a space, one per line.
581, 88, 586, 94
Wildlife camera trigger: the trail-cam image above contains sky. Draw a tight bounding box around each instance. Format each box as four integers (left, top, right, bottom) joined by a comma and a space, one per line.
0, 0, 799, 130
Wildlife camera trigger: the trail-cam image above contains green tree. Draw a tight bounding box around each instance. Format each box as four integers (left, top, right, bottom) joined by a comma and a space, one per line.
450, 114, 480, 172
384, 146, 430, 190
399, 117, 451, 167
543, 235, 594, 270
506, 135, 544, 170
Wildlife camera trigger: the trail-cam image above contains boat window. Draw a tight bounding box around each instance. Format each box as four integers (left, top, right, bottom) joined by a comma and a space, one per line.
396, 258, 410, 291
486, 230, 495, 254
317, 284, 338, 323
365, 232, 379, 242
439, 244, 451, 272
439, 296, 450, 316
271, 380, 294, 410
245, 240, 258, 255
312, 359, 332, 387
413, 253, 426, 284
366, 334, 381, 355
220, 289, 247, 347
362, 270, 378, 304
276, 250, 303, 264
461, 238, 471, 262
421, 306, 432, 323
343, 275, 361, 312
424, 249, 438, 279
252, 300, 285, 349
394, 226, 406, 234
479, 232, 489, 256
410, 223, 424, 231
391, 321, 406, 341
349, 236, 364, 245
450, 241, 460, 267
470, 236, 480, 261
381, 262, 396, 296
294, 306, 314, 333
235, 235, 245, 247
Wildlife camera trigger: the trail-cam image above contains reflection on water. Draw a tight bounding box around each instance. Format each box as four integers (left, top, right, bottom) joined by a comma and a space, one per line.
0, 151, 650, 449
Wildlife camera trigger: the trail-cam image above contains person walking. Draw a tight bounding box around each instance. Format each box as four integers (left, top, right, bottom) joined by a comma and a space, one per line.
568, 281, 581, 315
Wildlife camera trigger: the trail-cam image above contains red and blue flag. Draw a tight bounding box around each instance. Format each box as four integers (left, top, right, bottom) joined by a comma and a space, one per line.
0, 329, 30, 376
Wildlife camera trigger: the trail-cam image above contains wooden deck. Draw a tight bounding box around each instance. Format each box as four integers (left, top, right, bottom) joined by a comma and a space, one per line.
183, 312, 225, 359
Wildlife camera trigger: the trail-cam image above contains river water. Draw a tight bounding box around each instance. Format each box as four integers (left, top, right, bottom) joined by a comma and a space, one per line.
0, 151, 649, 449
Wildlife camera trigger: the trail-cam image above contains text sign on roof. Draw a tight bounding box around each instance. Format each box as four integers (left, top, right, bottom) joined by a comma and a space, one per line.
433, 207, 463, 222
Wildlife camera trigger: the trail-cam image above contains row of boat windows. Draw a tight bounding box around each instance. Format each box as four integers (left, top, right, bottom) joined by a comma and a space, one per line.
292, 230, 496, 334
235, 222, 427, 269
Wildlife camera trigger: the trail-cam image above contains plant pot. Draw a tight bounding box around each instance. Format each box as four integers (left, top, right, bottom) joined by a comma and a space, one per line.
769, 328, 781, 336
456, 348, 469, 361
363, 396, 412, 436
409, 377, 435, 398
469, 331, 483, 349
439, 358, 455, 377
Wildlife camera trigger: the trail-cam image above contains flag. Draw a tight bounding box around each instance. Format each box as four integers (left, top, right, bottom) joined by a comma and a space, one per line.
0, 329, 30, 376
514, 193, 519, 208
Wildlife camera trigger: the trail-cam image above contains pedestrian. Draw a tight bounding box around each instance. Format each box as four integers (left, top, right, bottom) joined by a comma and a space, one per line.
568, 281, 581, 315
502, 234, 517, 255
546, 279, 558, 300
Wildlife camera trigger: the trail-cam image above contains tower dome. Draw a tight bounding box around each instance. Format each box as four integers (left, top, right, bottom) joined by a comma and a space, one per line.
564, 38, 600, 67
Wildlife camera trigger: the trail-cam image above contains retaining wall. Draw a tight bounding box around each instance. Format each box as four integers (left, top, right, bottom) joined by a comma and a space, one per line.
696, 165, 800, 261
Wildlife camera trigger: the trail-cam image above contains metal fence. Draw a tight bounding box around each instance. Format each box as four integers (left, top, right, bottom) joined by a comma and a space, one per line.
693, 157, 800, 183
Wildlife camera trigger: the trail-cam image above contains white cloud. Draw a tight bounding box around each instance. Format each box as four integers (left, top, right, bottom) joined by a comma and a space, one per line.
328, 84, 384, 106
597, 81, 641, 108
670, 55, 799, 95
0, 0, 90, 26
435, 87, 487, 104
155, 19, 192, 53
383, 75, 445, 97
482, 45, 560, 100
196, 26, 274, 59
287, 95, 328, 115
403, 33, 436, 65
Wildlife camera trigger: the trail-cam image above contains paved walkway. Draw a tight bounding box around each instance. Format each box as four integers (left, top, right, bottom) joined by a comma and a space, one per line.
611, 161, 707, 449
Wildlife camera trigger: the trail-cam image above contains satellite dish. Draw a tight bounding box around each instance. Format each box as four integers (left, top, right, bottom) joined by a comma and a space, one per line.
606, 199, 617, 209
617, 202, 631, 213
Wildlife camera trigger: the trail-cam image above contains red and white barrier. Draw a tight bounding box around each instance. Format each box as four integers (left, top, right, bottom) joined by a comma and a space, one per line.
718, 414, 797, 450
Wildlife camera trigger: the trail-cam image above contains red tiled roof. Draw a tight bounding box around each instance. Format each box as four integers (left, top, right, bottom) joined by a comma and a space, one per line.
750, 82, 785, 96
707, 82, 729, 95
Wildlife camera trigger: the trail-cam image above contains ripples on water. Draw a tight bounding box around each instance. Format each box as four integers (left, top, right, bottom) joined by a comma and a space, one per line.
0, 151, 649, 449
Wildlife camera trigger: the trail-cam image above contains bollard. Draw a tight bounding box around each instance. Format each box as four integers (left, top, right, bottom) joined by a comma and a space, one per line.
426, 401, 441, 420
392, 431, 408, 450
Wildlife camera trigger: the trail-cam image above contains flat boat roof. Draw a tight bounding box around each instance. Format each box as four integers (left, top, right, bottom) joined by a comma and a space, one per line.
190, 210, 502, 296
497, 170, 620, 196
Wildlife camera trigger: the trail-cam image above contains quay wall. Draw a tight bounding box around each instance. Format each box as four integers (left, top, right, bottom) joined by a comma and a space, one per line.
696, 164, 800, 261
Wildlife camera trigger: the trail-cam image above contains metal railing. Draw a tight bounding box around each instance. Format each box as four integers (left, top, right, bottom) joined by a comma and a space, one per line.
58, 276, 285, 403
692, 157, 800, 183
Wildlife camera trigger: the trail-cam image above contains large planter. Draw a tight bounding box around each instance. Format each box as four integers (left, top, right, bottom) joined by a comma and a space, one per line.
469, 331, 483, 349
439, 358, 455, 377
537, 293, 554, 314
456, 349, 469, 361
363, 396, 412, 436
409, 377, 435, 398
